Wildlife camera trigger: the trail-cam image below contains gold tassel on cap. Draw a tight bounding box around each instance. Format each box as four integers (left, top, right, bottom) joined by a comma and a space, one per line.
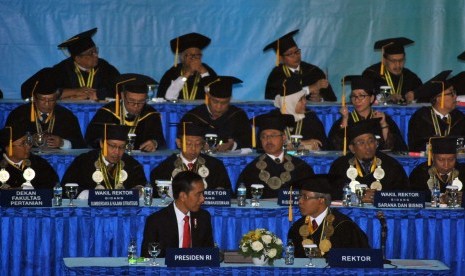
204, 78, 220, 106
341, 76, 346, 107
281, 79, 287, 114
380, 42, 393, 76
30, 81, 39, 122
275, 40, 280, 67
174, 38, 179, 68
343, 126, 347, 156
432, 81, 445, 109
7, 127, 12, 156
252, 117, 256, 148
182, 122, 187, 152
288, 186, 293, 222
103, 124, 108, 157
427, 137, 433, 166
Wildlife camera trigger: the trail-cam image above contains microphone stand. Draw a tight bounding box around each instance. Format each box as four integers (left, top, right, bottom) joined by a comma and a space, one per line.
377, 211, 391, 265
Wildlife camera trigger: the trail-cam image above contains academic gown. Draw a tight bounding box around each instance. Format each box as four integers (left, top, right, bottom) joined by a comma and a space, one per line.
267, 109, 331, 150
328, 110, 407, 152
157, 64, 217, 100
1, 154, 58, 189
5, 103, 86, 149
288, 209, 370, 258
52, 57, 120, 100
328, 151, 409, 200
141, 202, 214, 258
181, 104, 252, 149
362, 62, 422, 98
236, 154, 314, 198
85, 102, 166, 150
409, 162, 465, 201
408, 106, 465, 152
61, 149, 147, 194
265, 62, 337, 101
150, 153, 231, 191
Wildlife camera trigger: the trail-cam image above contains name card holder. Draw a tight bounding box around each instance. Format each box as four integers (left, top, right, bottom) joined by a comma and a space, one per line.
88, 189, 139, 207
374, 191, 425, 208
165, 248, 220, 267
277, 189, 300, 206
203, 189, 231, 206
0, 189, 53, 207
328, 248, 383, 268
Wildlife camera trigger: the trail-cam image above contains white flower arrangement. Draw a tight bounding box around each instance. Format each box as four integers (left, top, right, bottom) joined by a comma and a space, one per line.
239, 228, 283, 265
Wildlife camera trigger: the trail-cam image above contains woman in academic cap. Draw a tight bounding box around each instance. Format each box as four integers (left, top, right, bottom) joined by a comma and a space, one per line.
272, 74, 330, 151
328, 75, 407, 152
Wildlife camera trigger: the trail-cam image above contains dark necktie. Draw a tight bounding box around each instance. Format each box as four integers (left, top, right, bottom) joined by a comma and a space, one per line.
107, 164, 115, 177
187, 163, 194, 171
312, 219, 318, 231
440, 174, 449, 183
362, 162, 371, 174
441, 116, 449, 124
41, 113, 48, 122
182, 216, 191, 248
274, 158, 281, 164
125, 114, 136, 122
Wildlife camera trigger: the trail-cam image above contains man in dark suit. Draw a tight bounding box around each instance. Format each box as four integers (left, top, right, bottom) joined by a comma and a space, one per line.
141, 171, 214, 257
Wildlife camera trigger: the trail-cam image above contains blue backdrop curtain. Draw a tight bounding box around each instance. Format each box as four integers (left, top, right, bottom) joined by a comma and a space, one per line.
0, 0, 464, 100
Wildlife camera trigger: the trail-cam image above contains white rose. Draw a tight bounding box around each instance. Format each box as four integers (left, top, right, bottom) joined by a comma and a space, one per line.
261, 235, 272, 245
251, 241, 264, 252
267, 248, 277, 258
275, 238, 283, 245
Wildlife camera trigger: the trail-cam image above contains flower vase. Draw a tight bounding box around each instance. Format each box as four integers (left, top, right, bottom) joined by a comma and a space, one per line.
252, 255, 268, 266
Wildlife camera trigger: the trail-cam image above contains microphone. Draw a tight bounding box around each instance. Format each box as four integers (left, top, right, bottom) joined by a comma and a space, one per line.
376, 211, 391, 264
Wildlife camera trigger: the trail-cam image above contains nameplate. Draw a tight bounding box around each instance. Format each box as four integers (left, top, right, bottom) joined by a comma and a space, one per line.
165, 248, 220, 267
374, 191, 425, 208
202, 189, 231, 206
277, 189, 299, 206
0, 189, 53, 207
328, 248, 383, 268
88, 189, 139, 207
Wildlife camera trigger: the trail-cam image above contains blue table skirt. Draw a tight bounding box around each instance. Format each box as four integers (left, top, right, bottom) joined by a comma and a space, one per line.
0, 100, 441, 149
40, 150, 426, 190
61, 257, 450, 276
0, 203, 463, 275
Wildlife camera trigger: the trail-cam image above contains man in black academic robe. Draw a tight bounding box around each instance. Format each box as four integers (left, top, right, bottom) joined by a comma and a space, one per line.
181, 76, 251, 151
158, 33, 217, 100
237, 112, 315, 198
141, 171, 214, 257
263, 30, 336, 102
288, 175, 369, 258
408, 71, 465, 152
85, 74, 166, 151
61, 125, 146, 195
410, 137, 465, 201
0, 123, 58, 190
53, 28, 120, 101
328, 119, 409, 200
7, 68, 86, 149
150, 122, 231, 191
362, 37, 422, 103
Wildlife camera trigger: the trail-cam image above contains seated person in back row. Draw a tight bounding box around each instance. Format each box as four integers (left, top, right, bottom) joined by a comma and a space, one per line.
410, 136, 464, 202
141, 171, 214, 257
328, 119, 409, 200
0, 121, 58, 190
237, 112, 314, 198
150, 122, 231, 191
85, 73, 166, 152
288, 175, 369, 258
181, 76, 251, 152
7, 67, 86, 149
61, 124, 146, 197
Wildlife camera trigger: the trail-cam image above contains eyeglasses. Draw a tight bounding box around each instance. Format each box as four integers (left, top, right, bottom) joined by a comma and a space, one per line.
107, 143, 126, 151
297, 194, 322, 201
260, 134, 283, 140
35, 96, 58, 103
352, 138, 377, 147
185, 53, 203, 59
79, 47, 99, 57
443, 90, 457, 97
283, 48, 301, 57
350, 94, 369, 101
125, 99, 148, 107
12, 140, 33, 147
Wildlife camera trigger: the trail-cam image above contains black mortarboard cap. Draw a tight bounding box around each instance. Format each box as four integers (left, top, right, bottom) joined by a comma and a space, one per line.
203, 76, 242, 98
342, 75, 375, 94
374, 37, 414, 55
170, 32, 211, 53
297, 174, 333, 195
414, 70, 453, 102
117, 73, 158, 94
252, 112, 294, 133
21, 67, 58, 98
448, 71, 465, 96
176, 121, 206, 138
105, 124, 130, 141
263, 29, 299, 55
431, 136, 457, 154
347, 118, 381, 142
458, 51, 465, 61
58, 28, 97, 56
